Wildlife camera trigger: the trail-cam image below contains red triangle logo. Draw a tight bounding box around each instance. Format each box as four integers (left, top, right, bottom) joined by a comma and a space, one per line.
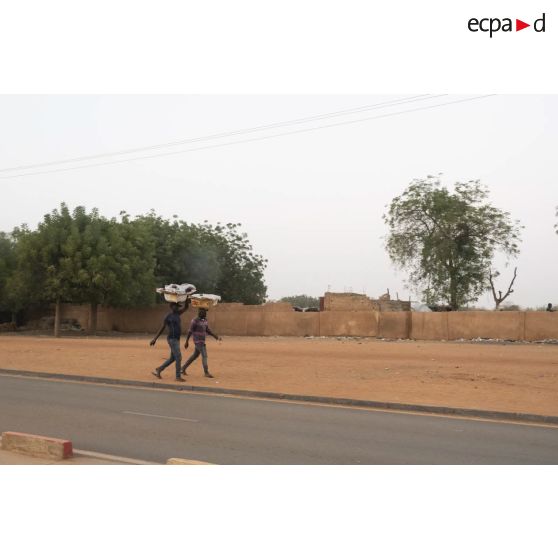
516, 19, 530, 31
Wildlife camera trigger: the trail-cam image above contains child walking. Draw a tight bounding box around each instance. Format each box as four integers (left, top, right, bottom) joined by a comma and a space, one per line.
181, 308, 221, 378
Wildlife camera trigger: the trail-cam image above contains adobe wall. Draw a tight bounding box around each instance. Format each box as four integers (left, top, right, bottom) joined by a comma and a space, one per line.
323, 292, 411, 312
212, 310, 248, 336
379, 300, 412, 312
210, 302, 246, 312
378, 312, 410, 339
261, 312, 320, 337
260, 302, 294, 313
447, 311, 523, 341
411, 312, 449, 340
51, 303, 558, 341
524, 312, 558, 341
60, 304, 198, 334
59, 304, 90, 328
109, 306, 187, 333
212, 302, 293, 313
409, 312, 538, 342
246, 312, 266, 336
319, 311, 379, 337
195, 310, 319, 337
323, 293, 378, 311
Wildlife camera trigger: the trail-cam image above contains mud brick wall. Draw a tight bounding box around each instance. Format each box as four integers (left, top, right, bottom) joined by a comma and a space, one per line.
36, 303, 558, 341
323, 292, 410, 312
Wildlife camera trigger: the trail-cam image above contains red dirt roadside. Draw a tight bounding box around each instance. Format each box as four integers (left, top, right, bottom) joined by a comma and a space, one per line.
1, 334, 558, 416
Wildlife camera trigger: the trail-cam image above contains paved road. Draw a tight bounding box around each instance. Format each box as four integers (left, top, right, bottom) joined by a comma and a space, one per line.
1, 374, 557, 464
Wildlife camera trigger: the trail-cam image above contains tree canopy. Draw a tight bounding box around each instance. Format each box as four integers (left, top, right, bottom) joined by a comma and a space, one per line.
280, 294, 319, 308
0, 232, 16, 316
132, 211, 267, 304
0, 204, 268, 332
383, 177, 521, 309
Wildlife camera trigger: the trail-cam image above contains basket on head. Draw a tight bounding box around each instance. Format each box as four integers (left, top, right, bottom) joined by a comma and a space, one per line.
156, 283, 197, 303
190, 293, 221, 309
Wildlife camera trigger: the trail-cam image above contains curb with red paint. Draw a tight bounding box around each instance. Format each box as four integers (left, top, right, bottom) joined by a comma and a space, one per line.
1, 431, 73, 460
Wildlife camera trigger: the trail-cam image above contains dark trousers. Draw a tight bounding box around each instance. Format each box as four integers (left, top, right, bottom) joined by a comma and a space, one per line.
183, 343, 209, 374
158, 337, 182, 378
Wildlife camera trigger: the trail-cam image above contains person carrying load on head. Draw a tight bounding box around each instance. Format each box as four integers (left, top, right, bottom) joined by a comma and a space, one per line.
150, 299, 191, 382
181, 308, 221, 378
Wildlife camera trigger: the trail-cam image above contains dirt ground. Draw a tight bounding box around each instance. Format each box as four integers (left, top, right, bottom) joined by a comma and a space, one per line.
1, 334, 558, 415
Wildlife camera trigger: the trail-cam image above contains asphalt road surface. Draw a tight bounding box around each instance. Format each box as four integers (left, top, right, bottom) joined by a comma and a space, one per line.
1, 374, 557, 464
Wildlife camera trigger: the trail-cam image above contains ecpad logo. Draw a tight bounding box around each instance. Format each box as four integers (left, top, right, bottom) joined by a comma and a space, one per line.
468, 13, 546, 37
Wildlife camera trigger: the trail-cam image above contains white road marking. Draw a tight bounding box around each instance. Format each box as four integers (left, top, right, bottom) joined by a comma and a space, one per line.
2, 372, 557, 430
73, 448, 158, 465
122, 410, 199, 423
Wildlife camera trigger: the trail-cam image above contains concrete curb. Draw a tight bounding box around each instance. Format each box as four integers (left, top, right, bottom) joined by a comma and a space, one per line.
1, 433, 202, 465
2, 367, 558, 427
1, 431, 73, 460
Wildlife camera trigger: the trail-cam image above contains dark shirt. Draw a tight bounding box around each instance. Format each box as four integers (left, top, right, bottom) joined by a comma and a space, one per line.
189, 317, 214, 346
165, 312, 182, 339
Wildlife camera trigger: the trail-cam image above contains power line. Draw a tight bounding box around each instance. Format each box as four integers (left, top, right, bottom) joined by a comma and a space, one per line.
0, 94, 441, 174
0, 95, 496, 180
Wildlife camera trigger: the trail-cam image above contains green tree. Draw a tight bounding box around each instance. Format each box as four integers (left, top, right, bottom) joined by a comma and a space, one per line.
0, 229, 45, 323
12, 204, 157, 335
131, 212, 221, 293
383, 177, 521, 310
18, 205, 79, 336
280, 294, 319, 308
4, 227, 46, 322
6, 206, 267, 334
134, 213, 267, 304
192, 221, 267, 304
60, 207, 156, 333
0, 232, 17, 321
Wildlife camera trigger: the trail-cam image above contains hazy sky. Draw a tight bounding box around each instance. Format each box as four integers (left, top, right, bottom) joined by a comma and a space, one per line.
0, 95, 556, 307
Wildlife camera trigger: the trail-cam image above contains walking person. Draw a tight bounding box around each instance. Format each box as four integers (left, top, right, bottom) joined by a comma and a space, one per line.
150, 300, 190, 382
181, 308, 221, 378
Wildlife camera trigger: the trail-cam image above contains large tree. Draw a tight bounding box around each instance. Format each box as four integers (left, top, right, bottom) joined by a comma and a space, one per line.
131, 212, 221, 292
0, 229, 43, 323
11, 204, 157, 335
16, 206, 79, 336
134, 212, 267, 304
383, 177, 521, 310
66, 208, 156, 333
192, 221, 267, 304
0, 232, 17, 321
4, 205, 268, 334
